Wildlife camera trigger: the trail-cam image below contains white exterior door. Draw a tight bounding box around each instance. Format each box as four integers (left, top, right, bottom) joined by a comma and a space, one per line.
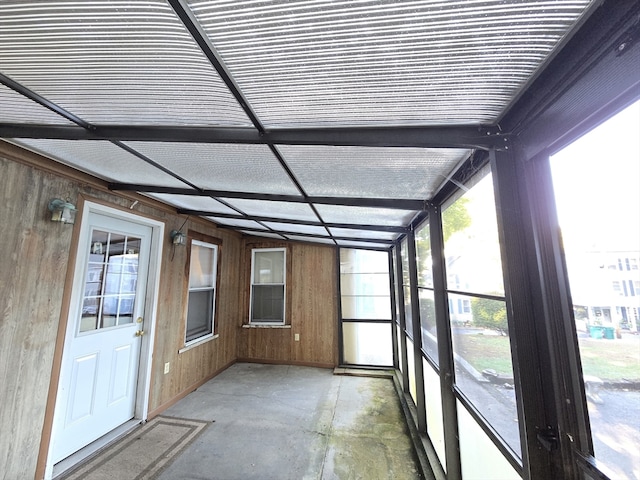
51, 211, 153, 464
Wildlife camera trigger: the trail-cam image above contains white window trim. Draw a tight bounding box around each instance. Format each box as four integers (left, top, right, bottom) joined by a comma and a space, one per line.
249, 247, 286, 325
184, 239, 218, 346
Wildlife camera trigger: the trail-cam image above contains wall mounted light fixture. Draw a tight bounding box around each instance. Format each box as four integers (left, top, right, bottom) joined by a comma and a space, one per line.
170, 230, 186, 246
48, 198, 77, 224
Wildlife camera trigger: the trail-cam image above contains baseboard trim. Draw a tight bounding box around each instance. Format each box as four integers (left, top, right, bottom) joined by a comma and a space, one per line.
236, 358, 335, 369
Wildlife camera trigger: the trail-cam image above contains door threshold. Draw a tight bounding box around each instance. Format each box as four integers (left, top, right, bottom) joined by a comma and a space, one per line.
52, 419, 142, 479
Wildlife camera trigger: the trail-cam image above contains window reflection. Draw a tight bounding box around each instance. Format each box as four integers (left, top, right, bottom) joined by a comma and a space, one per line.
80, 230, 139, 333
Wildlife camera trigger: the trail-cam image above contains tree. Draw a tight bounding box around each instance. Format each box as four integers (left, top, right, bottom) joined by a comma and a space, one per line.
471, 296, 508, 335
442, 197, 471, 242
414, 196, 471, 281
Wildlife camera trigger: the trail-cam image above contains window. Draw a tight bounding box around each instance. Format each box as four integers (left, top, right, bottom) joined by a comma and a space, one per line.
250, 248, 286, 324
612, 281, 623, 296
415, 221, 439, 365
443, 171, 520, 456
185, 239, 218, 344
339, 248, 392, 366
550, 100, 640, 479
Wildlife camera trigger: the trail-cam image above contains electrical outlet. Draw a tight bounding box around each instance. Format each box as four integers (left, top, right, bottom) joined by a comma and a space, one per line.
294, 333, 300, 342
164, 362, 170, 374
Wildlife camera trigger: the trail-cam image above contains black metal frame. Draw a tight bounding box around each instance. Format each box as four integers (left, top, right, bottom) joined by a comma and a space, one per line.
336, 247, 396, 369
428, 204, 462, 479
2, 1, 639, 479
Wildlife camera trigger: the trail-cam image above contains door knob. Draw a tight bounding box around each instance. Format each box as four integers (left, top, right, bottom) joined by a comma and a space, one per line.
135, 330, 145, 337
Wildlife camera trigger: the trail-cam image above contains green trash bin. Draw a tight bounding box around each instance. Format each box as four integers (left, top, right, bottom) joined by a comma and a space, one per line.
589, 326, 603, 339
603, 327, 615, 339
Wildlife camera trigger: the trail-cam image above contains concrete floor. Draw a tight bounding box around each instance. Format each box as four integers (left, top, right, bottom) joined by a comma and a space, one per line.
157, 363, 424, 480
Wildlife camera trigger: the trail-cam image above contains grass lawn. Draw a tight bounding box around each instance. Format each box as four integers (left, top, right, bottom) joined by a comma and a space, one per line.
453, 331, 640, 381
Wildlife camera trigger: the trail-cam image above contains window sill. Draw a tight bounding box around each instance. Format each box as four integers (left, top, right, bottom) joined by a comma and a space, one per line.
242, 324, 291, 329
178, 333, 219, 354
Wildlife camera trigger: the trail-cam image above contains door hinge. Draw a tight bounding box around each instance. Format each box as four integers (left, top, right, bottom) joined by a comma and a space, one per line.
536, 426, 559, 452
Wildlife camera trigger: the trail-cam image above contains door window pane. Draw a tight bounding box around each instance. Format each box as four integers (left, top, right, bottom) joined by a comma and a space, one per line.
80, 230, 140, 333
550, 100, 640, 480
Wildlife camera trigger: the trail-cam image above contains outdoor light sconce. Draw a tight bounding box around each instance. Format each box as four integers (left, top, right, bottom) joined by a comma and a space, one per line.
48, 198, 77, 224
170, 230, 186, 246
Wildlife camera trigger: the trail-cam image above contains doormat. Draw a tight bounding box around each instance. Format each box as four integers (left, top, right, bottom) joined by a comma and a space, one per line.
61, 416, 211, 480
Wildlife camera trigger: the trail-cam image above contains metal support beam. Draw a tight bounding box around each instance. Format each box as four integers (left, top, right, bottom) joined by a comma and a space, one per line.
0, 123, 511, 150
406, 230, 427, 432
428, 203, 462, 479
230, 226, 394, 245
395, 243, 410, 393
336, 247, 345, 366
501, 0, 640, 159
389, 250, 400, 370
108, 183, 427, 211
521, 152, 593, 478
490, 147, 554, 479
0, 73, 93, 130
183, 209, 408, 233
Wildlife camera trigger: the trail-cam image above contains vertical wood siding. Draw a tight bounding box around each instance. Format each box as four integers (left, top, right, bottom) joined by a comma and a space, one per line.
0, 142, 339, 479
238, 239, 338, 367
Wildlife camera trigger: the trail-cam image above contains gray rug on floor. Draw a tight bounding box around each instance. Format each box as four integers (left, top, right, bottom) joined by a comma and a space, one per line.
62, 416, 210, 480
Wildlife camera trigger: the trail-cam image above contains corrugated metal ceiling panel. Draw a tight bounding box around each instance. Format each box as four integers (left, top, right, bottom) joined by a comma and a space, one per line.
315, 204, 417, 226
0, 84, 74, 124
188, 0, 593, 127
127, 142, 302, 195
0, 0, 251, 126
144, 194, 239, 215
220, 198, 319, 222
279, 145, 470, 199
9, 138, 189, 188
262, 222, 330, 236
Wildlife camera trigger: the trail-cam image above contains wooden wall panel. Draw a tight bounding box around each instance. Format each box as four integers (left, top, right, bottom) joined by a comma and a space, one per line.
0, 142, 243, 478
1, 140, 340, 479
237, 238, 338, 367
0, 156, 79, 480
290, 243, 338, 366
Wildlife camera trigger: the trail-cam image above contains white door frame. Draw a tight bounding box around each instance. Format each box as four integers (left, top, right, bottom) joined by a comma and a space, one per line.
45, 201, 164, 479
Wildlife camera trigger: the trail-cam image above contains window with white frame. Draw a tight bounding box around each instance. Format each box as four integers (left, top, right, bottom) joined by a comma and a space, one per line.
185, 239, 218, 343
250, 248, 286, 324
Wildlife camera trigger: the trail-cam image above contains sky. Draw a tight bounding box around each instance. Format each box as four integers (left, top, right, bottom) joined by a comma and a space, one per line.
550, 100, 640, 253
